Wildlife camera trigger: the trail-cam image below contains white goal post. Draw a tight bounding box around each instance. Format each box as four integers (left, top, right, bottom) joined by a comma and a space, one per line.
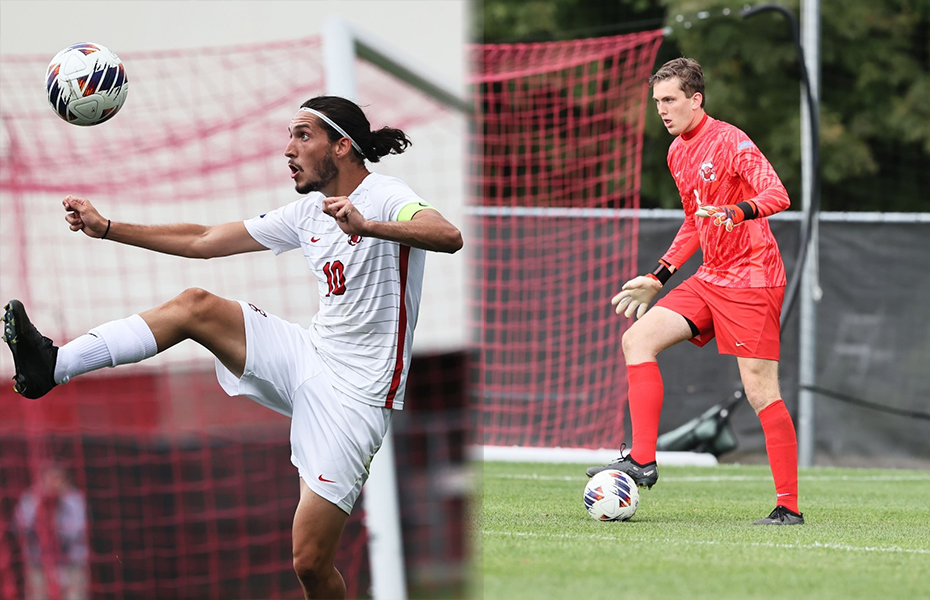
321, 16, 468, 600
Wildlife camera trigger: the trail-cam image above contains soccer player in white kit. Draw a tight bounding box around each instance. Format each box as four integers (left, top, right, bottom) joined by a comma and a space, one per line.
2, 96, 463, 599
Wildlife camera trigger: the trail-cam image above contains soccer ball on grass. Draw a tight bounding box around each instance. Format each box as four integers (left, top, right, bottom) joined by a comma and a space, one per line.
45, 42, 128, 126
583, 469, 640, 521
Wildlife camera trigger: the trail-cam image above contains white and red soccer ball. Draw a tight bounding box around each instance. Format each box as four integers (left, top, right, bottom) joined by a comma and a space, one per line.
584, 469, 640, 521
45, 42, 128, 126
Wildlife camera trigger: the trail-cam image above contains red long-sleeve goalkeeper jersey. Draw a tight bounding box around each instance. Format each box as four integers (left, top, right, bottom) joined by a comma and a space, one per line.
661, 114, 790, 288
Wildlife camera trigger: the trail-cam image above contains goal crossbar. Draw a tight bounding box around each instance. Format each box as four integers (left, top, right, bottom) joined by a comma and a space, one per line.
323, 16, 468, 113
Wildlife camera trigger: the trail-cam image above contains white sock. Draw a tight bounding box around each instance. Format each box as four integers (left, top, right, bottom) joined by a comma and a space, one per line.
54, 333, 111, 384
53, 314, 158, 384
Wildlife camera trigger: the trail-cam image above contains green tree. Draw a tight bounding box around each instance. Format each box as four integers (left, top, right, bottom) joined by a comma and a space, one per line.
478, 0, 930, 212
478, 0, 665, 43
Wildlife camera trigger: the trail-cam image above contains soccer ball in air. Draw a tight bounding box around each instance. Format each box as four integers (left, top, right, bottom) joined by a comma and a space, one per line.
583, 470, 640, 521
45, 42, 128, 126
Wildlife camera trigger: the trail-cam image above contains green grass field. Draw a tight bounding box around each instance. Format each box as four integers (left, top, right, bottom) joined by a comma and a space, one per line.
476, 462, 930, 600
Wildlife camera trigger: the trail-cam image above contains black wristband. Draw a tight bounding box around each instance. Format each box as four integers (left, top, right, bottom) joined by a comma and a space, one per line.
735, 201, 758, 220
101, 219, 111, 240
651, 261, 674, 285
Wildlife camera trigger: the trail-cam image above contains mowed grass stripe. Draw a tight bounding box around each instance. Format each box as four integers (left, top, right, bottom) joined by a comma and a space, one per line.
477, 462, 930, 600
485, 473, 930, 483
483, 529, 930, 555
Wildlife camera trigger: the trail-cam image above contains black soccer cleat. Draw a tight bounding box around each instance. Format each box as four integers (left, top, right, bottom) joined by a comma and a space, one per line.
2, 300, 58, 399
585, 444, 659, 489
753, 505, 805, 526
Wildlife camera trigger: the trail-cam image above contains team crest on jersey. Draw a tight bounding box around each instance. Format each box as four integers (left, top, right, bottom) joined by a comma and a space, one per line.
348, 234, 363, 246
699, 161, 717, 182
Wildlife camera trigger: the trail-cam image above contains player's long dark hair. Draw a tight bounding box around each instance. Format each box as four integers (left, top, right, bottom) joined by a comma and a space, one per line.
300, 96, 411, 164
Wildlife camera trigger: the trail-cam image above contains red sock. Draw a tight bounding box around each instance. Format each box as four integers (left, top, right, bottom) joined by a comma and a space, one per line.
759, 399, 799, 514
627, 361, 663, 464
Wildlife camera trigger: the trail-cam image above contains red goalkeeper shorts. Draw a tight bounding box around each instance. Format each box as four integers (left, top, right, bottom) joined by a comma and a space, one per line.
655, 276, 784, 360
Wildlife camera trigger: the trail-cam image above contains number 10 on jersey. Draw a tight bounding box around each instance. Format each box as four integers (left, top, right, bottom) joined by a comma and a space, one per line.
323, 261, 346, 296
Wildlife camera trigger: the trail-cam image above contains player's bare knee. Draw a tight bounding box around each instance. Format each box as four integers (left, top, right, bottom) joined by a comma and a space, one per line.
745, 393, 778, 415
621, 325, 655, 363
621, 325, 641, 354
292, 546, 330, 586
174, 288, 219, 319
742, 378, 781, 414
165, 288, 224, 339
738, 360, 780, 413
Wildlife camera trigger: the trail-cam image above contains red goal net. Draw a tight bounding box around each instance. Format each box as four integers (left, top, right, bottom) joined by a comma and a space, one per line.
469, 31, 665, 449
0, 37, 466, 600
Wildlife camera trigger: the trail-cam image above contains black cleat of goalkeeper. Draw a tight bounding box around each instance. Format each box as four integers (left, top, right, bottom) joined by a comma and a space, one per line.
2, 300, 58, 399
753, 505, 804, 525
585, 444, 659, 489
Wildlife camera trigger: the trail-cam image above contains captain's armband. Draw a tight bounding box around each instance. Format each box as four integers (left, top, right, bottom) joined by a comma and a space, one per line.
397, 201, 437, 222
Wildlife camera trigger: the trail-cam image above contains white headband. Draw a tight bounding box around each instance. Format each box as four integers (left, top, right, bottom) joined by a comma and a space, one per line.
299, 107, 363, 154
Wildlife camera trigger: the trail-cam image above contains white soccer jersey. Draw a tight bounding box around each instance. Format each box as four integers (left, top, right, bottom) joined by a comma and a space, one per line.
244, 172, 427, 410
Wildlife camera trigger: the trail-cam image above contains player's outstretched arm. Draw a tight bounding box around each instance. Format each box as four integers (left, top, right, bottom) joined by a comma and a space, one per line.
63, 195, 267, 259
323, 196, 463, 253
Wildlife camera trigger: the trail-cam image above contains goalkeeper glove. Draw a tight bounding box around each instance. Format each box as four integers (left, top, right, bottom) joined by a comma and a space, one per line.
611, 274, 662, 319
696, 201, 758, 232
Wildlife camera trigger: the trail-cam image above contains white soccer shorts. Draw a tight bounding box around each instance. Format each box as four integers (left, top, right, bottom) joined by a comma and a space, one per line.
214, 300, 392, 514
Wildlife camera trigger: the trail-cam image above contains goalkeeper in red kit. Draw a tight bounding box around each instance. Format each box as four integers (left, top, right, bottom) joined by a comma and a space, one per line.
587, 57, 803, 525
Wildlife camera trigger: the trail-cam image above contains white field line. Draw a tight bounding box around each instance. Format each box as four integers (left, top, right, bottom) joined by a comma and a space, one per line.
482, 530, 930, 556
485, 473, 930, 483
